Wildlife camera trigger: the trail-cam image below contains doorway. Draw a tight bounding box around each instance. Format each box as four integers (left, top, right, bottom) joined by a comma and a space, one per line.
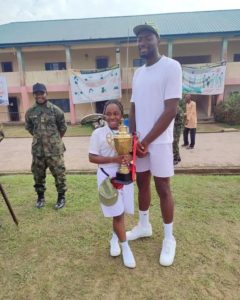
8, 97, 20, 121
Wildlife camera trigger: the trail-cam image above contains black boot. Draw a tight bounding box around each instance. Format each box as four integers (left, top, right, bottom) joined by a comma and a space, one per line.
36, 192, 45, 209
55, 193, 65, 210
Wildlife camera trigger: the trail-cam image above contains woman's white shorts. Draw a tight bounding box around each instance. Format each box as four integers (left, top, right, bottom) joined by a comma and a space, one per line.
97, 167, 134, 218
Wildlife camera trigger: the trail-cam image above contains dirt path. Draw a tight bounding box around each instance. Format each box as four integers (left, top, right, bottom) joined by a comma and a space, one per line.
0, 132, 239, 174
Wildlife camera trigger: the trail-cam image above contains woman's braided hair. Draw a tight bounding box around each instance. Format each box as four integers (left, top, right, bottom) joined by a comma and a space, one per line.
103, 100, 124, 117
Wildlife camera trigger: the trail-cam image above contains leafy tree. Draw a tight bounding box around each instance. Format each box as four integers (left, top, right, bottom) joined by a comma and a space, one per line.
214, 92, 240, 125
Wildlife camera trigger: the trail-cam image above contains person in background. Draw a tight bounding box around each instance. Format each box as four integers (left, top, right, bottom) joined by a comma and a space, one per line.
128, 22, 182, 266
89, 100, 136, 269
182, 94, 197, 149
173, 104, 184, 165
25, 83, 67, 209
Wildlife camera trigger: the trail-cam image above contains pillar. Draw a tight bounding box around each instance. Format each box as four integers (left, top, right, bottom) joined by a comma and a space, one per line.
65, 46, 76, 124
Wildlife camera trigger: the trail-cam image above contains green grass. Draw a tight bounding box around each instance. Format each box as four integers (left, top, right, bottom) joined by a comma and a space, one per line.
1, 122, 239, 138
0, 175, 239, 300
1, 124, 93, 138
197, 122, 240, 133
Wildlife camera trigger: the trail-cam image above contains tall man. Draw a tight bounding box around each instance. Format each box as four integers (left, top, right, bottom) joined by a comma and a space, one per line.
128, 23, 182, 266
25, 83, 67, 209
182, 94, 197, 149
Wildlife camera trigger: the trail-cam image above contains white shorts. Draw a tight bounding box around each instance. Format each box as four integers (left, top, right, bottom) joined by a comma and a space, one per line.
97, 167, 134, 218
136, 143, 174, 178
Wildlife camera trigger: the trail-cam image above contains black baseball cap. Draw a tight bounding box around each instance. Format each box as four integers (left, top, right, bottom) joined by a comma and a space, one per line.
133, 22, 160, 37
33, 83, 47, 93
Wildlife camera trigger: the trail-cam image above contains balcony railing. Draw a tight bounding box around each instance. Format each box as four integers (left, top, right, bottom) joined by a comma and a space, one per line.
25, 70, 69, 85
2, 72, 21, 86
1, 62, 240, 88
225, 62, 240, 84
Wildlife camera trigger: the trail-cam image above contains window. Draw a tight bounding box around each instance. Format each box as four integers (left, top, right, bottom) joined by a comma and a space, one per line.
233, 54, 240, 62
133, 58, 145, 67
45, 62, 66, 71
96, 57, 108, 69
49, 99, 70, 113
1, 61, 13, 72
174, 55, 211, 64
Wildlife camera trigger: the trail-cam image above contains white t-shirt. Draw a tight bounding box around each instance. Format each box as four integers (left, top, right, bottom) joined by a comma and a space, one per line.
89, 125, 119, 168
131, 55, 182, 144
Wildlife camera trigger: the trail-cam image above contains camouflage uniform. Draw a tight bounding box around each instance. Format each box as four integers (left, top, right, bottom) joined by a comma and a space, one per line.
0, 130, 4, 143
25, 101, 67, 194
173, 105, 184, 162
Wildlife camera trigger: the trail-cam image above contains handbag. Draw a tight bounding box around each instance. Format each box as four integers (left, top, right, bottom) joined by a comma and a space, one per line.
98, 168, 119, 206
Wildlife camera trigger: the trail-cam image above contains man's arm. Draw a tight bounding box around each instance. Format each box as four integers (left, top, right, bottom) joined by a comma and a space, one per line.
25, 112, 34, 136
56, 109, 67, 137
141, 98, 178, 148
129, 102, 136, 134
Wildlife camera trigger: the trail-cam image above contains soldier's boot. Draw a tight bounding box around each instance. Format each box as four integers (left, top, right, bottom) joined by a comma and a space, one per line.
55, 193, 65, 210
36, 192, 45, 209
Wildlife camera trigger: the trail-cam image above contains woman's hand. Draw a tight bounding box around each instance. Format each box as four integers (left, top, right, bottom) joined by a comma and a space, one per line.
122, 154, 133, 165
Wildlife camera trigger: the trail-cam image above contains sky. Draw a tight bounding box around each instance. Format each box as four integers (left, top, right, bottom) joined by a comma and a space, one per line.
0, 0, 240, 25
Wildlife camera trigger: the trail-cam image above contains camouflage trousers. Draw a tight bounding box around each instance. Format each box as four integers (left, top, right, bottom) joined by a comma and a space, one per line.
31, 155, 67, 194
173, 126, 182, 161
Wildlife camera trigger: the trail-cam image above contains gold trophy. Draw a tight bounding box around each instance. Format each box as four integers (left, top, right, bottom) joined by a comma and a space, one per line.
107, 119, 133, 184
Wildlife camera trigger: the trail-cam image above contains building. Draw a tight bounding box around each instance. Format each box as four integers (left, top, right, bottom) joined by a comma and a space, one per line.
0, 9, 240, 124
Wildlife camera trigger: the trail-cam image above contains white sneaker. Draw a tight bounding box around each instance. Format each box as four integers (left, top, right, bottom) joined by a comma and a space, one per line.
110, 238, 121, 257
159, 237, 176, 266
121, 243, 136, 268
126, 223, 152, 241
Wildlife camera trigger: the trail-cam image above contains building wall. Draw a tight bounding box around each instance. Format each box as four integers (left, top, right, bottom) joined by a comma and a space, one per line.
24, 50, 66, 71
227, 40, 240, 61
71, 47, 117, 69
0, 52, 18, 72
173, 41, 221, 61
1, 35, 240, 123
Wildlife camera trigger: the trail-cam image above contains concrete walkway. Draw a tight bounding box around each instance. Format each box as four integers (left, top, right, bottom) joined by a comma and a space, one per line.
0, 131, 240, 174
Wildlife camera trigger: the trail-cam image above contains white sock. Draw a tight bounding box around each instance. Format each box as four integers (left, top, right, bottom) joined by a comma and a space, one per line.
163, 222, 174, 240
120, 241, 135, 267
111, 231, 118, 242
120, 240, 129, 250
139, 210, 150, 227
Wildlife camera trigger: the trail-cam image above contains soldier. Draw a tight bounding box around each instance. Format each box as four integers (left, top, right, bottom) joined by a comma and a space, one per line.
0, 129, 4, 143
173, 104, 184, 165
25, 83, 67, 209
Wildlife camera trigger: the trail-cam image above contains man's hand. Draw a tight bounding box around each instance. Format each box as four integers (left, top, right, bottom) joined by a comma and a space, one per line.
136, 141, 148, 158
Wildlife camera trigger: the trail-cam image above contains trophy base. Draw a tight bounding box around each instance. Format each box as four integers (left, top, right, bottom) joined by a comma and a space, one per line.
115, 172, 132, 185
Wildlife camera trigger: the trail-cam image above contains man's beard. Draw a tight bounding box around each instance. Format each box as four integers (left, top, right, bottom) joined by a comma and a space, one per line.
139, 48, 155, 60
139, 53, 148, 59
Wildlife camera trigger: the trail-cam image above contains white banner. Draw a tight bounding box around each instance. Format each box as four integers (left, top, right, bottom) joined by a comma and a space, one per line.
0, 76, 9, 105
70, 66, 121, 104
182, 64, 226, 95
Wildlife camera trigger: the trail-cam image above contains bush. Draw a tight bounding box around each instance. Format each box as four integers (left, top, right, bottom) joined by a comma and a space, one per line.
214, 92, 240, 125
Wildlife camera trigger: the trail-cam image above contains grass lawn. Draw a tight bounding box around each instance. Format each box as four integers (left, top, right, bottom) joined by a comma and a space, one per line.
1, 124, 93, 138
0, 175, 239, 300
1, 122, 239, 138
197, 123, 240, 133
